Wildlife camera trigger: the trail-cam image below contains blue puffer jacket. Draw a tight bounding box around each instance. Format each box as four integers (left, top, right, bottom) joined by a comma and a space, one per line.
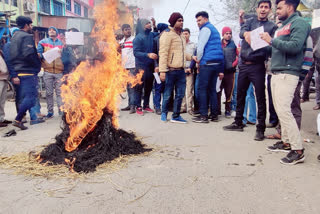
133, 29, 159, 69
200, 22, 224, 65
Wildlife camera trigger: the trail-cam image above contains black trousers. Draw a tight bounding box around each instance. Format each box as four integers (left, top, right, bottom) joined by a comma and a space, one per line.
235, 62, 266, 132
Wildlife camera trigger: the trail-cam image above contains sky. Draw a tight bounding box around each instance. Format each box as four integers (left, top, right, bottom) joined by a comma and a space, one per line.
124, 0, 240, 44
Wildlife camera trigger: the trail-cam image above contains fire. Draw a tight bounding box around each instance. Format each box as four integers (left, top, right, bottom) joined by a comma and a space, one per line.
61, 0, 142, 152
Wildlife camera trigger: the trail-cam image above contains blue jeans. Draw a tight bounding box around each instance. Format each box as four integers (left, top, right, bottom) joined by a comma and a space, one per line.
197, 64, 222, 117
231, 71, 239, 111
243, 83, 257, 123
153, 80, 165, 109
127, 68, 138, 107
161, 69, 186, 118
15, 75, 38, 122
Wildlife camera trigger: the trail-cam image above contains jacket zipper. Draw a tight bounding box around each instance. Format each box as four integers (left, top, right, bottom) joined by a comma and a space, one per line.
180, 35, 184, 67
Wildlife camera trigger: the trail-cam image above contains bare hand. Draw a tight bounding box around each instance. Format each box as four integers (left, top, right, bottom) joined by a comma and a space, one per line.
185, 68, 191, 73
260, 32, 272, 45
192, 55, 199, 63
219, 73, 224, 80
244, 31, 251, 45
155, 67, 159, 73
12, 77, 20, 85
148, 53, 158, 60
239, 9, 245, 18
160, 72, 166, 81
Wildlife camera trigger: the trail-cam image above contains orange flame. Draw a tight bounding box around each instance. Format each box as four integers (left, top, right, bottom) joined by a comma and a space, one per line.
61, 0, 142, 152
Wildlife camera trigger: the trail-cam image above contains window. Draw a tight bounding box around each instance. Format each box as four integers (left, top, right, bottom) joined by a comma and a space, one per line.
66, 0, 71, 11
74, 2, 81, 16
53, 0, 63, 16
5, 0, 18, 7
84, 7, 88, 17
39, 0, 51, 14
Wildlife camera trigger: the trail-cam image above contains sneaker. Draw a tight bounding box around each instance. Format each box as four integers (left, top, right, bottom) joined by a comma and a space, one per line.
155, 108, 162, 115
225, 111, 231, 118
121, 106, 130, 111
136, 107, 144, 116
30, 118, 45, 125
223, 122, 244, 132
209, 114, 219, 122
231, 111, 236, 118
2, 120, 12, 124
12, 120, 28, 130
161, 113, 167, 122
254, 130, 264, 141
129, 106, 136, 114
143, 107, 154, 113
267, 141, 291, 153
170, 116, 187, 124
247, 121, 256, 125
192, 116, 209, 123
45, 112, 54, 119
280, 150, 305, 165
0, 122, 8, 127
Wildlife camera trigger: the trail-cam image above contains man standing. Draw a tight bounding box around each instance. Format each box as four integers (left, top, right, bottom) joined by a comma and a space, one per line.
192, 11, 224, 123
133, 19, 158, 116
0, 52, 10, 127
10, 16, 42, 130
159, 12, 191, 123
181, 28, 197, 115
119, 24, 136, 114
223, 0, 277, 141
37, 26, 64, 118
261, 0, 310, 165
218, 26, 238, 118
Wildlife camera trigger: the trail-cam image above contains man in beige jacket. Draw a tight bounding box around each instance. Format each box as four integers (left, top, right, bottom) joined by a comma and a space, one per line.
0, 52, 10, 127
159, 12, 192, 123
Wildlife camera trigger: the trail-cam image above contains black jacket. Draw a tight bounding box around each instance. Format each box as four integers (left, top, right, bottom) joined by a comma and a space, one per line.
9, 30, 41, 75
240, 17, 277, 63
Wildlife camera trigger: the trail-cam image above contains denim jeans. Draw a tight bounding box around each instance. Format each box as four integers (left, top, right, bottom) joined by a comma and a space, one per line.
161, 69, 186, 118
15, 75, 38, 122
153, 80, 165, 109
231, 71, 239, 111
197, 64, 222, 117
243, 83, 257, 124
127, 68, 138, 107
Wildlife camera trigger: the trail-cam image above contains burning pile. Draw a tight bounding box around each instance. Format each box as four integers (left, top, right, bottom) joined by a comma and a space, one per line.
37, 0, 150, 173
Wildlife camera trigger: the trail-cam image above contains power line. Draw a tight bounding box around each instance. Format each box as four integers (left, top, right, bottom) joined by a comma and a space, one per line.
183, 0, 191, 15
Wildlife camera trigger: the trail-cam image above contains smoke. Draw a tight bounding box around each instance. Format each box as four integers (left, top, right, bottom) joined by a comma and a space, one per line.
122, 0, 161, 10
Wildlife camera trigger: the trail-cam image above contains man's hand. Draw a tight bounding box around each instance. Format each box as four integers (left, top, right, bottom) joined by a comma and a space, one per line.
239, 9, 245, 18
244, 31, 251, 45
12, 77, 20, 85
155, 67, 159, 73
148, 53, 158, 60
160, 72, 166, 81
192, 55, 200, 64
185, 68, 191, 74
260, 32, 272, 45
151, 17, 156, 27
219, 73, 224, 80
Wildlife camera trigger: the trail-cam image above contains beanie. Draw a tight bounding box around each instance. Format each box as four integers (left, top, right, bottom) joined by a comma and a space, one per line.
168, 12, 183, 27
10, 27, 19, 36
16, 16, 32, 29
49, 26, 59, 34
222, 26, 232, 36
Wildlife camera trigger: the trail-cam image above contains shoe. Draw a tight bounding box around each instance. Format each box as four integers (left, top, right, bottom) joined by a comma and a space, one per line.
209, 114, 219, 122
266, 123, 277, 128
280, 150, 305, 165
192, 116, 209, 123
188, 110, 195, 116
45, 112, 54, 119
170, 116, 187, 124
161, 113, 167, 122
217, 111, 222, 116
2, 120, 12, 124
155, 108, 162, 115
223, 122, 244, 132
180, 109, 187, 114
254, 130, 265, 141
143, 106, 154, 113
225, 111, 231, 118
136, 107, 144, 116
267, 141, 291, 153
12, 120, 28, 130
129, 106, 136, 114
30, 118, 45, 125
246, 121, 256, 125
121, 106, 130, 111
318, 154, 320, 161
22, 118, 28, 124
231, 111, 236, 118
0, 122, 8, 127
192, 110, 200, 116
313, 105, 320, 110
300, 98, 309, 103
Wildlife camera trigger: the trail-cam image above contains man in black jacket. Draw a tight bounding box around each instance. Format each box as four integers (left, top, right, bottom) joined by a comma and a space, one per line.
223, 0, 277, 141
10, 16, 42, 130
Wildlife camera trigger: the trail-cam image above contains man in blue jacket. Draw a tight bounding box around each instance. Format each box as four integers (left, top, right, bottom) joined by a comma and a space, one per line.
192, 11, 224, 123
133, 19, 159, 116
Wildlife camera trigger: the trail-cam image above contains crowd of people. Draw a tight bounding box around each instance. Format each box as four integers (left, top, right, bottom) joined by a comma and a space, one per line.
118, 0, 320, 165
0, 0, 319, 165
